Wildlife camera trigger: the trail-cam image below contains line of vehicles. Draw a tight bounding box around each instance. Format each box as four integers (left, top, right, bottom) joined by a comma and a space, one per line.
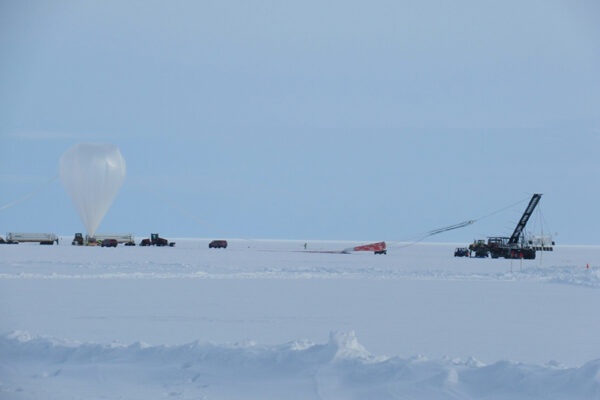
0, 194, 555, 257
71, 232, 176, 247
0, 233, 227, 248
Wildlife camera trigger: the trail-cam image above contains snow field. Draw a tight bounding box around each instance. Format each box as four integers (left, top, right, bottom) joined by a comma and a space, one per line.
1, 239, 599, 399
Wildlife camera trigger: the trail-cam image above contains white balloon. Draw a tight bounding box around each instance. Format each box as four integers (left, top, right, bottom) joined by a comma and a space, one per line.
59, 143, 126, 238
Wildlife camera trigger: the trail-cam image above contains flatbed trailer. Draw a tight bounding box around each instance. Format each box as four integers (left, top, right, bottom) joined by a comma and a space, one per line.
5, 232, 59, 245
93, 234, 136, 246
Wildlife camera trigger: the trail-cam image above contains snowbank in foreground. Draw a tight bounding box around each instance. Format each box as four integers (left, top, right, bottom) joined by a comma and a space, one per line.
1, 331, 598, 400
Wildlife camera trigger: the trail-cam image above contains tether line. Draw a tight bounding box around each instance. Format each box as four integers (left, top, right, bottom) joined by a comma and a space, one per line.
0, 175, 59, 212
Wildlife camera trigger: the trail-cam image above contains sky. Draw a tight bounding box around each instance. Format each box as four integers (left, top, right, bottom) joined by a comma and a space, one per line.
1, 0, 599, 244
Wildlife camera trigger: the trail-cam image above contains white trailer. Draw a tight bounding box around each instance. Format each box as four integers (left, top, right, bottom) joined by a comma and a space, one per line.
92, 233, 136, 245
6, 232, 59, 245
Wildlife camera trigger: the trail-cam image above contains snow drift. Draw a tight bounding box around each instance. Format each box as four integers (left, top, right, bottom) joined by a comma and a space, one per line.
1, 331, 599, 400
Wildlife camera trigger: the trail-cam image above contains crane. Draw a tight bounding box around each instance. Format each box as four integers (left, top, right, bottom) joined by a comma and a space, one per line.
467, 194, 543, 259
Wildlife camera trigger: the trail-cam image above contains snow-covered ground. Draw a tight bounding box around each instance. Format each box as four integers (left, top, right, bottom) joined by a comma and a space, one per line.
1, 239, 599, 399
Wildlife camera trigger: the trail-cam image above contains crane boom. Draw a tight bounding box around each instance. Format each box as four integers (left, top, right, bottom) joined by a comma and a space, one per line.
508, 194, 542, 244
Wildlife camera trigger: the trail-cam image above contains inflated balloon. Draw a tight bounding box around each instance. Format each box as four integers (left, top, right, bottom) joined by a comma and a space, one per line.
59, 143, 126, 238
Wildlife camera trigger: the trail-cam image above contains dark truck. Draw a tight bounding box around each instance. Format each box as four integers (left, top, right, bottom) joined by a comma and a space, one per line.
454, 247, 470, 257
209, 240, 228, 249
140, 233, 175, 247
100, 238, 118, 247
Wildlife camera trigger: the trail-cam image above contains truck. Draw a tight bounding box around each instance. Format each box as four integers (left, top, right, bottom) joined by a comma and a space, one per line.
72, 233, 136, 246
467, 194, 549, 260
100, 238, 118, 247
93, 234, 136, 246
343, 242, 387, 255
72, 233, 85, 245
209, 240, 228, 249
454, 247, 470, 257
0, 236, 18, 244
139, 233, 175, 247
5, 232, 59, 245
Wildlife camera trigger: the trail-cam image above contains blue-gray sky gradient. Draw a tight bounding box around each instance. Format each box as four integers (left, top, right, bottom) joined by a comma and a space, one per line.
1, 1, 599, 243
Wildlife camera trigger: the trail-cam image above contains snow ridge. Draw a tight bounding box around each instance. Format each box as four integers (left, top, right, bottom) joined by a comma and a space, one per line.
1, 331, 598, 400
1, 265, 599, 289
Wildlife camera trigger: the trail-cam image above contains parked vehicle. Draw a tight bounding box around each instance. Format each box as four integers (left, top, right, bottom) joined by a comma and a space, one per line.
72, 233, 84, 245
95, 234, 136, 246
454, 247, 470, 257
5, 232, 58, 245
467, 194, 549, 260
100, 238, 118, 247
209, 240, 228, 249
344, 241, 387, 255
139, 233, 175, 247
73, 233, 135, 246
0, 236, 18, 244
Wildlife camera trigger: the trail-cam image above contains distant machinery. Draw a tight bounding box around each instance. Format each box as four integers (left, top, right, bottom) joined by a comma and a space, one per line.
465, 194, 554, 260
139, 233, 175, 247
209, 240, 228, 249
2, 232, 59, 245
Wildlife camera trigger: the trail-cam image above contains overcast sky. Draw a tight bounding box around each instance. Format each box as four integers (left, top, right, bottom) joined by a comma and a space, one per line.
1, 0, 599, 244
